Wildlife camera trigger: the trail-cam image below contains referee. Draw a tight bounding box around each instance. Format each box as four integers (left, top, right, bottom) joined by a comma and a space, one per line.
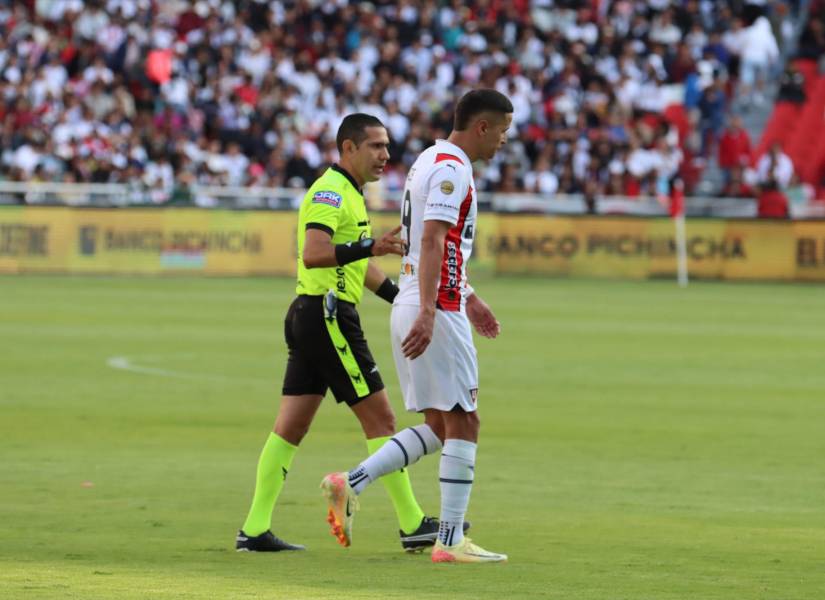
236, 114, 434, 552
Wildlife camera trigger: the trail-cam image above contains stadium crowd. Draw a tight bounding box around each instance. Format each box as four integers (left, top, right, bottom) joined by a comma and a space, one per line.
0, 0, 805, 205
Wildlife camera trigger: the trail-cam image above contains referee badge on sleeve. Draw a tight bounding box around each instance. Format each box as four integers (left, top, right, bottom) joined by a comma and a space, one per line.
440, 180, 455, 194
312, 191, 342, 208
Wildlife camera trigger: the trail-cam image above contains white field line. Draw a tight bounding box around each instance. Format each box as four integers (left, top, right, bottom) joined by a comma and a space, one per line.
106, 355, 270, 384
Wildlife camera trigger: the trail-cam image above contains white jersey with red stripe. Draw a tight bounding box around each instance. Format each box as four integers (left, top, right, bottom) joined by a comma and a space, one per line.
395, 139, 476, 311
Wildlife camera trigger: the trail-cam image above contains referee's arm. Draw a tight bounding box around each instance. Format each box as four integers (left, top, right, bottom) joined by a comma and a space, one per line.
364, 260, 386, 292
366, 260, 399, 304
303, 226, 374, 268
303, 225, 405, 269
302, 227, 339, 268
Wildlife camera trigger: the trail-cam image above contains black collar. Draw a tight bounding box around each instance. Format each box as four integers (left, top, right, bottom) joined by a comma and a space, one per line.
331, 164, 362, 195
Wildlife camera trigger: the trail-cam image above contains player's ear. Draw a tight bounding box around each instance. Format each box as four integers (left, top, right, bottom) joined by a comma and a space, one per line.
476, 118, 489, 138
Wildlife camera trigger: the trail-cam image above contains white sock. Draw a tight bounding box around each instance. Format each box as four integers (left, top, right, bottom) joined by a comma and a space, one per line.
348, 424, 442, 494
438, 438, 476, 547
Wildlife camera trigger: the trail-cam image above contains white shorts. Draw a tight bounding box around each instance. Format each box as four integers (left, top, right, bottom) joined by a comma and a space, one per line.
390, 304, 479, 413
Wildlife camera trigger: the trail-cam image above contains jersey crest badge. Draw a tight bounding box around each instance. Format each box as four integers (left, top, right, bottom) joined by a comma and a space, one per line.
312, 191, 342, 208
440, 180, 455, 194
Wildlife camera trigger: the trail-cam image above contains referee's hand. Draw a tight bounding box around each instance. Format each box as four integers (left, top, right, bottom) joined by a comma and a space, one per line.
373, 225, 406, 257
402, 308, 435, 359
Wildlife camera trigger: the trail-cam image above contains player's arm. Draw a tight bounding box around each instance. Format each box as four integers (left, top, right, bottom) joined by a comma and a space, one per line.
364, 259, 399, 304
401, 162, 470, 358
465, 292, 500, 339
401, 219, 451, 359
302, 225, 405, 269
458, 258, 500, 338
418, 219, 450, 312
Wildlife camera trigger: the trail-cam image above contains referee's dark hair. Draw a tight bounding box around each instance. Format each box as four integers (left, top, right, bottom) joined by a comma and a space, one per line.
336, 113, 385, 152
453, 89, 514, 131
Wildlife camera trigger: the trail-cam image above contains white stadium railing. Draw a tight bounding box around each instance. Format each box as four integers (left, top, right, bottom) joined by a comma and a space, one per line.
0, 181, 301, 210
1, 181, 824, 219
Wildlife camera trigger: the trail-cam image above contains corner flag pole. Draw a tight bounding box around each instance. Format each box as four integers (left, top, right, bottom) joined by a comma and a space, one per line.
670, 179, 688, 288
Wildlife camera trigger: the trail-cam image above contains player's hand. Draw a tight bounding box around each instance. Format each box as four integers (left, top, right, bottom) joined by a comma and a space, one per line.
401, 308, 435, 359
466, 294, 500, 339
372, 225, 406, 257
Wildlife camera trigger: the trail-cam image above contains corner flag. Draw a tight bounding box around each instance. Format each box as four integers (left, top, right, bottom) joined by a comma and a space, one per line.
670, 179, 688, 288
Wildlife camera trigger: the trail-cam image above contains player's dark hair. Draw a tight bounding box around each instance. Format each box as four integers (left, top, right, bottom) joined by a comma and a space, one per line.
453, 89, 514, 131
336, 113, 385, 152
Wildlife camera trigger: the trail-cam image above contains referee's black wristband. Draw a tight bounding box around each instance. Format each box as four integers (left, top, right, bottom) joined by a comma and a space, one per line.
375, 277, 399, 304
334, 238, 374, 265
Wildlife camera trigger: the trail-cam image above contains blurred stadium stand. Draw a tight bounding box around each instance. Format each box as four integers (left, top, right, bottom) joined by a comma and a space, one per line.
0, 0, 822, 217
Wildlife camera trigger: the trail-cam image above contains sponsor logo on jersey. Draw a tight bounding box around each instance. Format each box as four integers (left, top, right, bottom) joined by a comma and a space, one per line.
440, 180, 455, 194
427, 201, 459, 212
469, 388, 478, 404
446, 240, 458, 288
312, 190, 342, 208
335, 266, 346, 293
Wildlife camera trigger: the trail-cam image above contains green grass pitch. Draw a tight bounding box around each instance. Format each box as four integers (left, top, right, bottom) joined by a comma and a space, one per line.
1, 274, 824, 599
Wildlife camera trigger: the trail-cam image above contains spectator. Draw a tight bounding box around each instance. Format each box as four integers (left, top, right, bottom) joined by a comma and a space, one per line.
703, 31, 731, 70
717, 116, 752, 184
757, 143, 794, 189
655, 137, 683, 189
698, 79, 726, 158
74, 3, 109, 43
224, 142, 250, 187
757, 183, 790, 218
722, 17, 748, 83
650, 9, 682, 46
776, 65, 807, 104
669, 43, 697, 84
284, 146, 314, 189
797, 12, 825, 60
738, 16, 779, 109
784, 173, 816, 208
721, 166, 756, 198
523, 154, 559, 196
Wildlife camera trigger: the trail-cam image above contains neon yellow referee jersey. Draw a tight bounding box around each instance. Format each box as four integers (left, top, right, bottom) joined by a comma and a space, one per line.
296, 165, 371, 304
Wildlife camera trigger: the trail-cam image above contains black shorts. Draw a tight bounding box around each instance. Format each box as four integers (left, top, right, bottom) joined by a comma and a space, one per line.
281, 294, 384, 406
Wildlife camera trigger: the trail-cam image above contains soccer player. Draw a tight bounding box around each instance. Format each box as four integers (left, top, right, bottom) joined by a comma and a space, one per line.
321, 90, 513, 563
237, 114, 445, 552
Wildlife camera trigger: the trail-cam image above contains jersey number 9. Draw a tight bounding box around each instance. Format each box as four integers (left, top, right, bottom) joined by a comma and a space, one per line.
401, 190, 412, 256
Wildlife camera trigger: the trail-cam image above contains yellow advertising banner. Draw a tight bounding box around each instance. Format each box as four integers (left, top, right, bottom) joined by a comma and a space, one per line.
2, 208, 825, 281
0, 207, 297, 276
489, 215, 825, 281
790, 221, 825, 281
